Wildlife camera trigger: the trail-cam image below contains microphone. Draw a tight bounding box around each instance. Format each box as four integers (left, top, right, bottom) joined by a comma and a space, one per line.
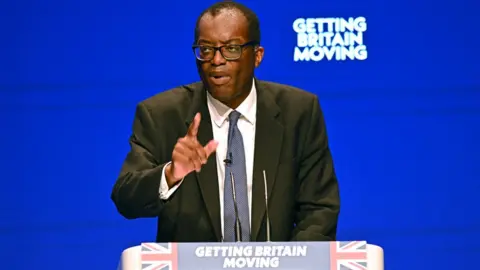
263, 170, 271, 242
230, 172, 242, 242
224, 152, 232, 165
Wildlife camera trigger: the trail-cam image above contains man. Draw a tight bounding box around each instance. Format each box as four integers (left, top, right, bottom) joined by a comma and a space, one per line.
111, 1, 340, 242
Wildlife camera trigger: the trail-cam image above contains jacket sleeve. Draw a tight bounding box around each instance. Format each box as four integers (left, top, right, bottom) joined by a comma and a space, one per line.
111, 102, 173, 219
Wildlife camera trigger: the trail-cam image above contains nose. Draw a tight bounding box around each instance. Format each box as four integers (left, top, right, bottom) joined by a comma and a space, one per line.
211, 49, 226, 66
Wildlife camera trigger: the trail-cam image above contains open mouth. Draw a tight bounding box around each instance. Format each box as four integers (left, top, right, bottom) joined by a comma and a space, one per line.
210, 75, 231, 85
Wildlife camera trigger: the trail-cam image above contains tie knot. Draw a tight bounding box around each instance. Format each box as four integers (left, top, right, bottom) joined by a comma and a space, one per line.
229, 110, 241, 125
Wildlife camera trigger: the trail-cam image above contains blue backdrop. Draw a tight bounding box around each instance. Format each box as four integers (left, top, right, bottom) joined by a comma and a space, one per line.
1, 0, 479, 269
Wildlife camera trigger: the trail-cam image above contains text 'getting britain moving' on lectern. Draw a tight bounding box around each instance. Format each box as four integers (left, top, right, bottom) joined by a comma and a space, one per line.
117, 241, 384, 270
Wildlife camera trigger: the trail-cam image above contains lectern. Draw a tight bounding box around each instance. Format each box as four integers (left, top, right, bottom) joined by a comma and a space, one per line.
117, 241, 383, 270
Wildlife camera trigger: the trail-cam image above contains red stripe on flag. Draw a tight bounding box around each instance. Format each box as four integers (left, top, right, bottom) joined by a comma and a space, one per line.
141, 243, 178, 270
330, 242, 367, 270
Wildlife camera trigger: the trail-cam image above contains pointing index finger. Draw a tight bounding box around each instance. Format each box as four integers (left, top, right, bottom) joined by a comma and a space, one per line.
187, 112, 201, 138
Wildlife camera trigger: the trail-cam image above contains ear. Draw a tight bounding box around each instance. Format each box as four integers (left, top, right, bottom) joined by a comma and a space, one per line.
254, 46, 264, 68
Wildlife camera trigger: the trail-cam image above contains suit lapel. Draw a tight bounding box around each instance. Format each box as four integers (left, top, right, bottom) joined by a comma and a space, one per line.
251, 80, 283, 241
184, 80, 283, 242
185, 83, 222, 241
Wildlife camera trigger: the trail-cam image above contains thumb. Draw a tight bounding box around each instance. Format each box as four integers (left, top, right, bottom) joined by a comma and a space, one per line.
204, 140, 218, 157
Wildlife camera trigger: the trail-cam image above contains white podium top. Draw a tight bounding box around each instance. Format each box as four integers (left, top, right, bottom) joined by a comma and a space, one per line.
118, 241, 384, 270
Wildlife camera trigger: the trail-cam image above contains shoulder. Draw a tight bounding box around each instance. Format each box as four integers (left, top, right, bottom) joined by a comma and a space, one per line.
138, 81, 203, 112
130, 81, 204, 127
257, 79, 320, 107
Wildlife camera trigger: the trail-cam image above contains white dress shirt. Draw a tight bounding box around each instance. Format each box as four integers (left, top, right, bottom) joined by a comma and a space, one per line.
158, 81, 257, 237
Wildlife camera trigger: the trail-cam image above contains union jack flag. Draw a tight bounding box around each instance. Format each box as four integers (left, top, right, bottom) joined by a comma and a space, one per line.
330, 241, 368, 270
141, 243, 178, 270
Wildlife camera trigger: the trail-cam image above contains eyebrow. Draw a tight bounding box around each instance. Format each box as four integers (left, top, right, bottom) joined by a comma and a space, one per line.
197, 38, 244, 44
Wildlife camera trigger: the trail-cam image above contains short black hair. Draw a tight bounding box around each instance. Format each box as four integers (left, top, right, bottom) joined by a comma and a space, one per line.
193, 1, 261, 44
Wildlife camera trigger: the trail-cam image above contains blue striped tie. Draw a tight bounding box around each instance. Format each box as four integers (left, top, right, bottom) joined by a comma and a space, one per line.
223, 110, 250, 242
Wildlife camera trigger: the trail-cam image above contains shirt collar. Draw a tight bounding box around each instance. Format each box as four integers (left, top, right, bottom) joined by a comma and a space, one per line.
206, 78, 257, 127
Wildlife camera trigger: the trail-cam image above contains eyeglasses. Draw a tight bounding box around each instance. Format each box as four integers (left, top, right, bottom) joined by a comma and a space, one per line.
192, 41, 258, 61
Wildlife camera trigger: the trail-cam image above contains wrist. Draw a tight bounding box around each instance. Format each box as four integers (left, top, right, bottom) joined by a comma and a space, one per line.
165, 163, 180, 188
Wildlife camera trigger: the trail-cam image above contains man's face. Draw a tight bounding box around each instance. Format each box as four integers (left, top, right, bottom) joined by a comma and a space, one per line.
194, 9, 264, 106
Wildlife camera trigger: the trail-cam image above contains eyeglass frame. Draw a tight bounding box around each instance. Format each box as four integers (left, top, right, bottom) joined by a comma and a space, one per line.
192, 41, 259, 61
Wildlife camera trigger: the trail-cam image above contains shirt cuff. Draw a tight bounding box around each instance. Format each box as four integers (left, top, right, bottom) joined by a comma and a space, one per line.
159, 161, 183, 200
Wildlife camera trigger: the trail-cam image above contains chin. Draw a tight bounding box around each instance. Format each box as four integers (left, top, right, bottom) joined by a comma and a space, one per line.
207, 85, 236, 102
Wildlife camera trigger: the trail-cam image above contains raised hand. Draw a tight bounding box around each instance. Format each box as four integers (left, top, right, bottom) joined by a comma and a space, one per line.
165, 112, 218, 187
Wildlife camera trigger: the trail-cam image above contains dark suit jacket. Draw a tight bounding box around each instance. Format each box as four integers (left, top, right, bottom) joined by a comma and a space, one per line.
111, 79, 340, 242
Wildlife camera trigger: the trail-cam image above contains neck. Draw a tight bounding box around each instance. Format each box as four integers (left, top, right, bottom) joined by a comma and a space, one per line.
225, 89, 251, 109
227, 79, 254, 109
